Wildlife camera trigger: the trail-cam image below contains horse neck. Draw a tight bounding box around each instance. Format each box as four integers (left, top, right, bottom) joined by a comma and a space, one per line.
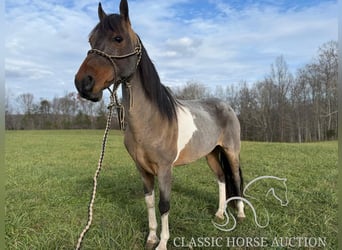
121, 72, 170, 133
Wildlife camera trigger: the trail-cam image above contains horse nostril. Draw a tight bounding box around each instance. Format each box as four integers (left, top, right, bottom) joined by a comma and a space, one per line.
83, 75, 95, 92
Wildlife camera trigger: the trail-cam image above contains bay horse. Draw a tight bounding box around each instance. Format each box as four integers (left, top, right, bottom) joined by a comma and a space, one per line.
74, 1, 245, 249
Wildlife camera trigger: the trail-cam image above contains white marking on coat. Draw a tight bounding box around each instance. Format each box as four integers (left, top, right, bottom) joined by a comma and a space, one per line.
145, 191, 158, 243
237, 200, 245, 218
156, 212, 169, 250
173, 106, 197, 163
215, 181, 226, 219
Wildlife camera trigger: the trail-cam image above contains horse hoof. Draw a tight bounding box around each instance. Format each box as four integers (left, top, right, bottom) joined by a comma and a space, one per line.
237, 215, 246, 222
215, 211, 224, 220
145, 233, 159, 250
155, 245, 167, 250
145, 241, 157, 250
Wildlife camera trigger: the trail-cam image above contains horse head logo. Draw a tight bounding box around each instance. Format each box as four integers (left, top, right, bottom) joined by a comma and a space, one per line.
213, 176, 289, 231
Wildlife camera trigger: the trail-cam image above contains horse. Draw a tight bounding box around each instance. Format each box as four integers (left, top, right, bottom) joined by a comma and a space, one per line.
213, 176, 288, 232
74, 1, 245, 249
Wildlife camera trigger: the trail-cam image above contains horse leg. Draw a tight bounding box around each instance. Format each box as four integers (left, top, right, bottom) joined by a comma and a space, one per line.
139, 167, 159, 249
223, 148, 245, 219
156, 167, 172, 250
206, 148, 226, 220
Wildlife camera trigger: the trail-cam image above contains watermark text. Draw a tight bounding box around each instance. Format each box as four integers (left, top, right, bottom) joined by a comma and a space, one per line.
173, 236, 327, 248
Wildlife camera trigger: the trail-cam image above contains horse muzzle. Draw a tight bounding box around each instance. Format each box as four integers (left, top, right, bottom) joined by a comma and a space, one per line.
74, 74, 103, 102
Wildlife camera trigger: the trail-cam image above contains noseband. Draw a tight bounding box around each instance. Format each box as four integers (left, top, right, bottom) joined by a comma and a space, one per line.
87, 38, 142, 88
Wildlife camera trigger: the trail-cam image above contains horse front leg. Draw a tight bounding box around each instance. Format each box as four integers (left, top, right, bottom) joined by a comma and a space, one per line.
145, 190, 159, 249
139, 168, 159, 249
156, 167, 172, 250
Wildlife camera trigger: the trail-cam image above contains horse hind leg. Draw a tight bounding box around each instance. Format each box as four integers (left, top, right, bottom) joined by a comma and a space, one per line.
221, 148, 246, 220
206, 147, 226, 220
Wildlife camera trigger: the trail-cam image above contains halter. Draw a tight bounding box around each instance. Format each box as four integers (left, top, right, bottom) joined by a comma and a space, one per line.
87, 38, 142, 130
87, 38, 142, 89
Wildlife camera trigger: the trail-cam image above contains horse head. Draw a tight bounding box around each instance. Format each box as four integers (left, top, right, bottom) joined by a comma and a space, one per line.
74, 0, 141, 102
243, 176, 289, 207
266, 177, 289, 206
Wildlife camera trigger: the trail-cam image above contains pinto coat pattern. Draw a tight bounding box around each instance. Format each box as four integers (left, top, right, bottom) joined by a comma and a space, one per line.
74, 1, 245, 249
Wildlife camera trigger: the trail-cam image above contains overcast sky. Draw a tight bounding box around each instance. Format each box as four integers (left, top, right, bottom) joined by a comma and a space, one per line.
5, 0, 337, 101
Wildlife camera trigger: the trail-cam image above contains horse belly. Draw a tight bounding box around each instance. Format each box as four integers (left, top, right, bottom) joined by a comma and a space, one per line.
173, 130, 220, 166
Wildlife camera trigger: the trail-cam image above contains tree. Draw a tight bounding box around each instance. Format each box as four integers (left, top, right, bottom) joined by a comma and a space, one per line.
316, 41, 338, 139
269, 56, 294, 141
15, 93, 35, 129
237, 82, 260, 140
254, 79, 278, 141
173, 81, 210, 100
16, 93, 34, 115
36, 99, 52, 129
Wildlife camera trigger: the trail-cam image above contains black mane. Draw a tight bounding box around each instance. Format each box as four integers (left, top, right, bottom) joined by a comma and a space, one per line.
138, 38, 178, 122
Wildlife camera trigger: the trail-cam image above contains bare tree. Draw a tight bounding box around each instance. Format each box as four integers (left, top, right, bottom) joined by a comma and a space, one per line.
317, 41, 338, 139
16, 93, 34, 115
174, 81, 211, 100
269, 55, 294, 141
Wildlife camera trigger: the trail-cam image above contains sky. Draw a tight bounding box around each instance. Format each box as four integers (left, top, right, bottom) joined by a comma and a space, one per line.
5, 0, 338, 101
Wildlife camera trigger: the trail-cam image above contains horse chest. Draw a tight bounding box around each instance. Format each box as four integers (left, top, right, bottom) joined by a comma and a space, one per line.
124, 125, 178, 170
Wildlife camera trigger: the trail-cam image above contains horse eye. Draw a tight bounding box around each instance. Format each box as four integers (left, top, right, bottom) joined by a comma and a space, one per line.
113, 36, 123, 43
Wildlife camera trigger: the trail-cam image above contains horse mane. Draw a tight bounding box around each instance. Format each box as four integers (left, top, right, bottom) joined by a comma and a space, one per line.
137, 37, 178, 122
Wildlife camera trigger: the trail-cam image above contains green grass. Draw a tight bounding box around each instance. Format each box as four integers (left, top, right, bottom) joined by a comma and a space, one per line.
5, 130, 337, 249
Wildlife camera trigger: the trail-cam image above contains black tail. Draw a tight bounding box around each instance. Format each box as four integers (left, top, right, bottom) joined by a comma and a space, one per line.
218, 148, 244, 205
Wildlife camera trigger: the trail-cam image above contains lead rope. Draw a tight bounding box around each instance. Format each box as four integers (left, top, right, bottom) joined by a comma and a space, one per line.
75, 87, 117, 250
76, 39, 140, 249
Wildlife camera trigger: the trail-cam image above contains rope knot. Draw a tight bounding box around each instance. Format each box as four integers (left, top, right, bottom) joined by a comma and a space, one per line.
107, 102, 116, 110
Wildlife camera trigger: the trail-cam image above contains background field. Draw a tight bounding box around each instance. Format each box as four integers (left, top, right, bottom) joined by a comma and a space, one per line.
5, 130, 337, 249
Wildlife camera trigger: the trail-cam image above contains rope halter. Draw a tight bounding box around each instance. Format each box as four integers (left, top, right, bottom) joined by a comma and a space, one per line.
87, 38, 142, 88
87, 37, 142, 130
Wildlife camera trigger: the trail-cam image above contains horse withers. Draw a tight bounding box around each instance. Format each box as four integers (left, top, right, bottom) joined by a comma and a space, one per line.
74, 1, 245, 249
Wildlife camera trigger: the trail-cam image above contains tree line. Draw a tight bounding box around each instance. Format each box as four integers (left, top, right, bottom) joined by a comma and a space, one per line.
174, 41, 338, 142
6, 41, 337, 142
5, 92, 113, 130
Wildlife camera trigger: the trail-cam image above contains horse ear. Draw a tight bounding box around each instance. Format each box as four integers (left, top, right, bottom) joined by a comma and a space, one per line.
98, 2, 107, 22
120, 0, 130, 23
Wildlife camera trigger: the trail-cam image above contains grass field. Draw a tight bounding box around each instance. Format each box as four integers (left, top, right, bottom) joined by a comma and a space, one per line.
5, 130, 338, 249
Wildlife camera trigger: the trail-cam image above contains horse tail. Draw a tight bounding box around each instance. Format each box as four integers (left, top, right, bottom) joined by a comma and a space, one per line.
218, 148, 243, 205
239, 163, 244, 195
